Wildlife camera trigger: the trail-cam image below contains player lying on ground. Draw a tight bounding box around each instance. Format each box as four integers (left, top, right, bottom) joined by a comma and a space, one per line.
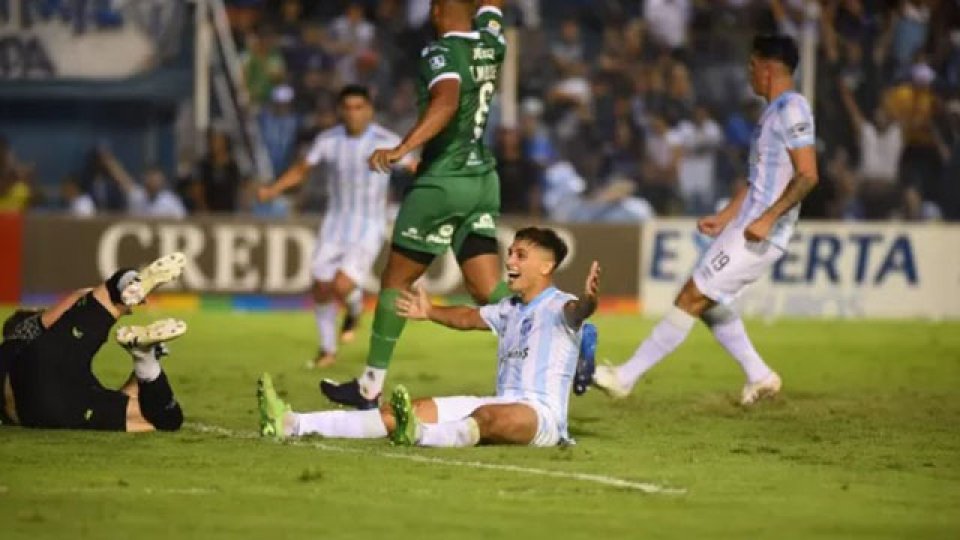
593, 34, 819, 405
259, 227, 601, 447
0, 254, 188, 432
258, 85, 412, 369
320, 0, 525, 409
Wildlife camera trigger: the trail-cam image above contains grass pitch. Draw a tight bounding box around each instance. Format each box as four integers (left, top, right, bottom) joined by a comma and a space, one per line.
1, 310, 959, 539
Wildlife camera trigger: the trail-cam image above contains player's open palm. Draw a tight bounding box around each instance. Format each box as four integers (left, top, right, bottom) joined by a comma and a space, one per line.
697, 215, 725, 237
584, 261, 601, 301
396, 285, 431, 320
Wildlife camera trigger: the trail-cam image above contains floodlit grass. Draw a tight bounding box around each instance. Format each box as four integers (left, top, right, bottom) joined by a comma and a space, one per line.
2, 310, 958, 539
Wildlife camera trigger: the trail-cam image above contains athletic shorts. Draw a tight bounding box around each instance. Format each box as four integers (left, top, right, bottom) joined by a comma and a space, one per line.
431, 395, 562, 447
311, 239, 382, 285
692, 222, 786, 305
9, 294, 128, 431
391, 171, 500, 257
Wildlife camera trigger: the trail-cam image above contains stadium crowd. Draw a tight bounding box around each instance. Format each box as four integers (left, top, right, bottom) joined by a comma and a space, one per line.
0, 0, 957, 222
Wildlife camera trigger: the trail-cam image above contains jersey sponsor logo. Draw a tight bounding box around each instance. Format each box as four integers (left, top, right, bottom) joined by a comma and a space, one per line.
472, 213, 496, 231
426, 224, 455, 245
429, 55, 447, 71
72, 327, 84, 339
400, 227, 423, 241
421, 44, 450, 57
503, 347, 529, 361
84, 409, 94, 421
787, 121, 812, 139
473, 47, 496, 61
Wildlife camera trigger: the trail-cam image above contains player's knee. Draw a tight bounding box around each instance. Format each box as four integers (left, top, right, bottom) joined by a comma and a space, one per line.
143, 401, 183, 432
675, 281, 711, 316
313, 282, 334, 303
470, 407, 497, 434
701, 304, 738, 328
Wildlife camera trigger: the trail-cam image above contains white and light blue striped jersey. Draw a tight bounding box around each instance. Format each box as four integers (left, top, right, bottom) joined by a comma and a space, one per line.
479, 286, 582, 438
737, 91, 815, 249
305, 123, 402, 244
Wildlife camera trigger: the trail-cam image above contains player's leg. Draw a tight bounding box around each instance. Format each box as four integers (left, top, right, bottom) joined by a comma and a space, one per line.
334, 272, 363, 343
701, 305, 781, 405
116, 320, 187, 431
320, 182, 447, 408
593, 278, 710, 398
333, 238, 379, 344
456, 170, 511, 305
391, 386, 550, 447
310, 241, 344, 368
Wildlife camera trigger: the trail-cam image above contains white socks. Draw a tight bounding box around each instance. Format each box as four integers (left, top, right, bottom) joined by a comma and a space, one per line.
417, 417, 480, 447
359, 366, 387, 399
617, 307, 696, 389
130, 346, 162, 382
346, 288, 363, 318
314, 302, 338, 353
292, 409, 388, 438
709, 316, 773, 383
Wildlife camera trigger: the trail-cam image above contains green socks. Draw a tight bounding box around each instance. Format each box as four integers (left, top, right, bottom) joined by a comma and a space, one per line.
365, 288, 407, 369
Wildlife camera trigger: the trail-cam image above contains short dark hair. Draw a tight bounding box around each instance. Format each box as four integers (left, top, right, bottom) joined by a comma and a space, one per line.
752, 34, 799, 73
514, 227, 568, 270
338, 84, 372, 103
3, 309, 41, 340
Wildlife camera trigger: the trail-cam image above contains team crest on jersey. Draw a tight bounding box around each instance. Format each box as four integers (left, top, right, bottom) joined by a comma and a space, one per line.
472, 213, 495, 230
520, 316, 533, 338
429, 55, 447, 71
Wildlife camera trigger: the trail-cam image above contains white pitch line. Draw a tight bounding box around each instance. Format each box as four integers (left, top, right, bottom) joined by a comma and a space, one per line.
185, 422, 686, 495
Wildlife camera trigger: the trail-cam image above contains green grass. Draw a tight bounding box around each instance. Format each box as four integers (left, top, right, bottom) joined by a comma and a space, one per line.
2, 310, 959, 539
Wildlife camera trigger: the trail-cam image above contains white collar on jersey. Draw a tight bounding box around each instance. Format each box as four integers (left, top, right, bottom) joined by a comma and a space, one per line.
443, 30, 480, 39
518, 286, 558, 313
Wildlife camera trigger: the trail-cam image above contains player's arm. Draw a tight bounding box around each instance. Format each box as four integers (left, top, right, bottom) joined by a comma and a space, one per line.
563, 261, 601, 330
698, 182, 747, 237
258, 158, 311, 202
370, 80, 460, 173
396, 286, 489, 331
838, 78, 865, 136
745, 145, 818, 242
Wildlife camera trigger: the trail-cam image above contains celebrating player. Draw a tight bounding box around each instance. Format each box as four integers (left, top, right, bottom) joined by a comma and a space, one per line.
0, 254, 188, 432
593, 35, 819, 405
259, 227, 600, 448
320, 0, 520, 408
258, 85, 409, 369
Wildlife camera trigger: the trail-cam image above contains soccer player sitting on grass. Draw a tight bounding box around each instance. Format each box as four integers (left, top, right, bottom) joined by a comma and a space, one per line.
0, 253, 188, 432
259, 227, 600, 447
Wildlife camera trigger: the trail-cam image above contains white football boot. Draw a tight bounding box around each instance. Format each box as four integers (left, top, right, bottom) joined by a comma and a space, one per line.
592, 363, 632, 399
740, 371, 782, 405
121, 252, 186, 306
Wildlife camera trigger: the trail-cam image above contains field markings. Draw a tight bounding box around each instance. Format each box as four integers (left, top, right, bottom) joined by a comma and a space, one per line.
185, 422, 686, 495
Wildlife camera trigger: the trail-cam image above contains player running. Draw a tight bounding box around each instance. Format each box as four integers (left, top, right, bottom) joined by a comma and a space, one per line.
259, 227, 600, 448
321, 0, 531, 409
593, 34, 818, 405
1, 254, 188, 432
258, 85, 408, 369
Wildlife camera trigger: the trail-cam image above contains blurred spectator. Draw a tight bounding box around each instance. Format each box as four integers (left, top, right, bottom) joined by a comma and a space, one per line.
258, 84, 300, 175
878, 0, 933, 78
328, 2, 376, 85
197, 130, 244, 213
242, 30, 287, 106
542, 160, 654, 223
675, 105, 723, 215
939, 99, 960, 219
0, 164, 31, 213
60, 176, 95, 217
883, 61, 943, 211
98, 149, 186, 218
520, 97, 557, 168
496, 128, 542, 217
551, 18, 585, 71
643, 0, 692, 52
838, 76, 904, 219
641, 112, 683, 215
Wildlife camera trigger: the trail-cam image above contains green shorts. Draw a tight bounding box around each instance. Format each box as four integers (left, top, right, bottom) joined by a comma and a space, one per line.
392, 171, 500, 256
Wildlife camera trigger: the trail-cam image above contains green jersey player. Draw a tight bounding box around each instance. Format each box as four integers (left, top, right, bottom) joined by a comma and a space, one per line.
322, 0, 511, 408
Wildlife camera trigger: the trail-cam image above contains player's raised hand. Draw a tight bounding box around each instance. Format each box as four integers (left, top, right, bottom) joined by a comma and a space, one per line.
584, 260, 601, 300
697, 214, 725, 237
368, 146, 406, 174
396, 285, 431, 320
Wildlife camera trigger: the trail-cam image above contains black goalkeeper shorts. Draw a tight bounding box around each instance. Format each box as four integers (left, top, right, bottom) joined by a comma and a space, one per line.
9, 294, 128, 431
